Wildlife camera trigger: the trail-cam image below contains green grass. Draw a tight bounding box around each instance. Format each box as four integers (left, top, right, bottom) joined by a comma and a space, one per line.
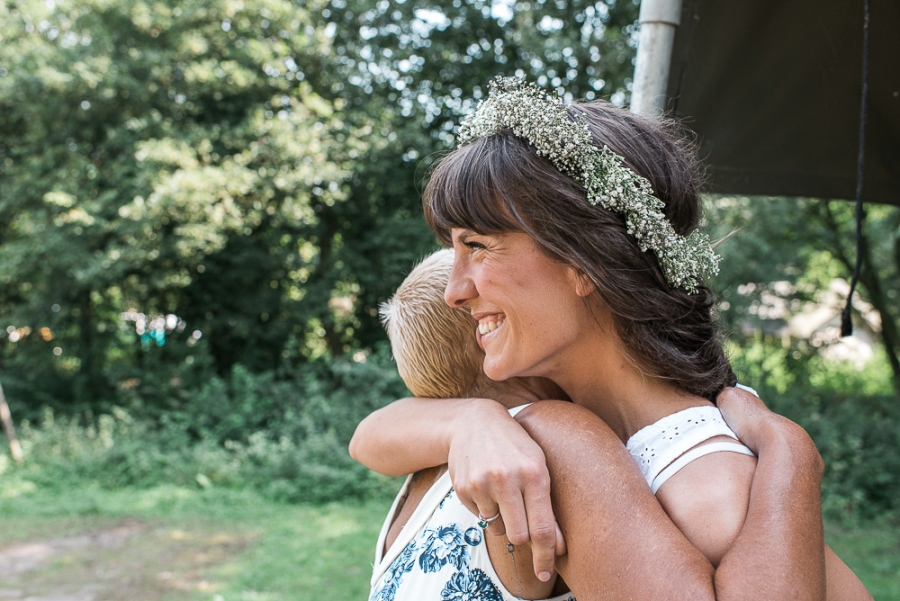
0, 485, 391, 600
826, 520, 900, 601
0, 485, 897, 600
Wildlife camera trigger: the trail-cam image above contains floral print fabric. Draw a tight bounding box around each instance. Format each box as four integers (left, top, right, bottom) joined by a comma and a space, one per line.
370, 484, 574, 601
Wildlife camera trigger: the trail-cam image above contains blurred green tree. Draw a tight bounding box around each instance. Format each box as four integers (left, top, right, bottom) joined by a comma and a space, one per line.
0, 0, 356, 407
707, 197, 900, 392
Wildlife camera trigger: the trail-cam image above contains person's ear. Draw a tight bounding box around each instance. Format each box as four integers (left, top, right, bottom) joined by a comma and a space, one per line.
573, 271, 595, 297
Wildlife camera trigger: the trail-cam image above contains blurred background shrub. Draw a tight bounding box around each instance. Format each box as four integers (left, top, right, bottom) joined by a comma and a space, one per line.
9, 349, 407, 504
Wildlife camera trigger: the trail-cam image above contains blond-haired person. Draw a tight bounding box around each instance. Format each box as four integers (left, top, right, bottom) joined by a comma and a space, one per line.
372, 249, 567, 601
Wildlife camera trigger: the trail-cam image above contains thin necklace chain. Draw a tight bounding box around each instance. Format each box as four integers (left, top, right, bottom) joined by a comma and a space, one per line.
507, 542, 523, 600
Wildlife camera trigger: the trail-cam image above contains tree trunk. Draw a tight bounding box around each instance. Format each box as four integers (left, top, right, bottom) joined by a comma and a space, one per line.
80, 289, 95, 388
0, 378, 23, 465
313, 206, 345, 357
859, 232, 900, 387
822, 203, 900, 390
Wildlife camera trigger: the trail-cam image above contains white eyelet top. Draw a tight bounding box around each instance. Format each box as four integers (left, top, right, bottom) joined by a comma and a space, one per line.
626, 400, 756, 494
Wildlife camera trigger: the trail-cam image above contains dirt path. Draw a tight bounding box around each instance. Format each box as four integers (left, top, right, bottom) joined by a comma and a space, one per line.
0, 518, 257, 601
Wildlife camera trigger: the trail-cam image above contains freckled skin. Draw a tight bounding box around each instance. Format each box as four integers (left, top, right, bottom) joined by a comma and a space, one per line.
445, 230, 591, 384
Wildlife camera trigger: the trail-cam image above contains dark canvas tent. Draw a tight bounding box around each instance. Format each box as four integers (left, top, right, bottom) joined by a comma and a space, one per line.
666, 0, 900, 206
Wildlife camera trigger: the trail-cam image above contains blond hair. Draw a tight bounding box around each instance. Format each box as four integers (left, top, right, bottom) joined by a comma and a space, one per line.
380, 249, 492, 398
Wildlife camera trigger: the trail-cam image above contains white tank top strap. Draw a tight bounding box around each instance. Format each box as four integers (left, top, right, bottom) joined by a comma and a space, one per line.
508, 403, 531, 417
626, 405, 755, 491
649, 441, 756, 493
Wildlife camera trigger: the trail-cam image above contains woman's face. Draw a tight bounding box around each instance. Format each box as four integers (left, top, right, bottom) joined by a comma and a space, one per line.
445, 228, 593, 382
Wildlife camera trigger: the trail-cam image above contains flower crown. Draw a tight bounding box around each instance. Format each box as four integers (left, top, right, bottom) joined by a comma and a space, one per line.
456, 77, 719, 293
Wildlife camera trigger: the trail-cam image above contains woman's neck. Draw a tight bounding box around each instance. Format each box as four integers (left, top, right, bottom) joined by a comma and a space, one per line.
543, 323, 712, 443
482, 377, 566, 410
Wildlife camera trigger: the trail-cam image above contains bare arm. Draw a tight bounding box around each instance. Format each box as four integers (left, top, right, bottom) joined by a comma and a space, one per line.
350, 397, 514, 476
516, 401, 715, 600
351, 391, 869, 599
826, 546, 874, 601
351, 397, 462, 476
649, 390, 869, 599
716, 390, 872, 601
351, 396, 563, 577
517, 398, 827, 601
713, 390, 826, 599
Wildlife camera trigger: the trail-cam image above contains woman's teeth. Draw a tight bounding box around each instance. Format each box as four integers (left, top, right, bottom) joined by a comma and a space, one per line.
478, 319, 504, 335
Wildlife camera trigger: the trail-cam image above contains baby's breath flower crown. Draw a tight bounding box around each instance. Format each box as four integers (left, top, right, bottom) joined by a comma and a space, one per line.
456, 77, 719, 293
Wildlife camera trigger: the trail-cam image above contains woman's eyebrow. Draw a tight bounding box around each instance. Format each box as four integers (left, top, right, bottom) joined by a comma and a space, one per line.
454, 229, 477, 243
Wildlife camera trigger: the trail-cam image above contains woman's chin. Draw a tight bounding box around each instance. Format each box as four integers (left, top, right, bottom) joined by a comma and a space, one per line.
482, 359, 520, 382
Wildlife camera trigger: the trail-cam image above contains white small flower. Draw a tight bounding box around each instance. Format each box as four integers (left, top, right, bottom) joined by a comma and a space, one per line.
457, 77, 720, 293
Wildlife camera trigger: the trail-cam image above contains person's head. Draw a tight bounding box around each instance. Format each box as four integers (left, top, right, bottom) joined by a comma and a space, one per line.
380, 249, 495, 398
424, 81, 736, 401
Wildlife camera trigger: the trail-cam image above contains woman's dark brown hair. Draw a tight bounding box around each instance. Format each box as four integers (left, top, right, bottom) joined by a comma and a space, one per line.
423, 100, 736, 402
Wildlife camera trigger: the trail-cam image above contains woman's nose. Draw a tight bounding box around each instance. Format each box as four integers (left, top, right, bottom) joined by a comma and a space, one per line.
445, 259, 476, 308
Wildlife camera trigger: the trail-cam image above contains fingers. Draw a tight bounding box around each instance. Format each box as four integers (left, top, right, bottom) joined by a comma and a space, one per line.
496, 489, 528, 543
453, 486, 485, 527
485, 514, 506, 537
522, 473, 558, 581
455, 481, 510, 537
466, 486, 523, 540
555, 522, 567, 557
473, 496, 560, 583
717, 385, 770, 450
444, 412, 561, 580
458, 470, 560, 581
716, 385, 766, 414
718, 387, 824, 475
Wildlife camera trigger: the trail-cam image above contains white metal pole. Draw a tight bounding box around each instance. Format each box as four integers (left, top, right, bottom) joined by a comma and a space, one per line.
631, 0, 683, 117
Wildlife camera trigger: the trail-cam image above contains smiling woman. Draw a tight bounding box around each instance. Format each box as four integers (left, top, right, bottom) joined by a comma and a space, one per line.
351, 78, 872, 601
446, 231, 592, 383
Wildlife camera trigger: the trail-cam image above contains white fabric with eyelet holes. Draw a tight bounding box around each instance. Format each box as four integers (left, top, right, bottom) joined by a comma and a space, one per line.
626, 405, 756, 495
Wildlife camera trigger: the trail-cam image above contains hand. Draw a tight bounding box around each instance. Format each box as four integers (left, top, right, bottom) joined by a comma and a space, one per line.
716, 386, 823, 476
448, 399, 565, 582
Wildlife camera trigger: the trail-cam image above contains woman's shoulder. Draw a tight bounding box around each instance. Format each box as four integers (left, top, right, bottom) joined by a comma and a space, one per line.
626, 402, 759, 566
653, 434, 757, 566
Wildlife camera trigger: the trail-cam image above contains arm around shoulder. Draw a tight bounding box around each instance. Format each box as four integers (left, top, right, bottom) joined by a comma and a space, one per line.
516, 397, 832, 601
349, 397, 506, 476
515, 401, 718, 601
714, 387, 826, 600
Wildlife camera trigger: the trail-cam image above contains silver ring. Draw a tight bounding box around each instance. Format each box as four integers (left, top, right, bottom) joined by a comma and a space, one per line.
477, 511, 501, 529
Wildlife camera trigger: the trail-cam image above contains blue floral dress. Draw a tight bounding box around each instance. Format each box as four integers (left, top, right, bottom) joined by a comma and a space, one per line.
369, 469, 575, 601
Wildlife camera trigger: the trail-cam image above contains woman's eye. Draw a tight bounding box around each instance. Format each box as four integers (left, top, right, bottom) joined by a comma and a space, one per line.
464, 241, 486, 250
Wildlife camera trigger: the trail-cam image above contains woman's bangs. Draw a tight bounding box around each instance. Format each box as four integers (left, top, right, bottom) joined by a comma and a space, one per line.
424, 137, 526, 245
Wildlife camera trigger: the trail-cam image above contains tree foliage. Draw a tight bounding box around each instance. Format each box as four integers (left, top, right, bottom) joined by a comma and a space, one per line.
0, 0, 354, 407
707, 196, 900, 391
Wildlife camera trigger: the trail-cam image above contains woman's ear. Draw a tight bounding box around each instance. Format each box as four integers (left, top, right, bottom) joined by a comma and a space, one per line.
573, 271, 595, 297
